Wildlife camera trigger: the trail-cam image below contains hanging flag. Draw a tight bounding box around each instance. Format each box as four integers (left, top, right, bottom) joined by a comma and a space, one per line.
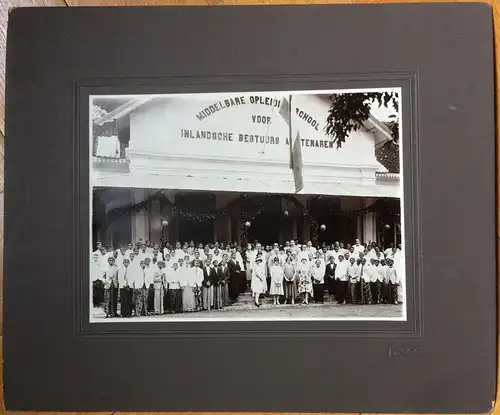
279, 94, 303, 192
279, 95, 291, 126
278, 95, 293, 169
292, 130, 304, 192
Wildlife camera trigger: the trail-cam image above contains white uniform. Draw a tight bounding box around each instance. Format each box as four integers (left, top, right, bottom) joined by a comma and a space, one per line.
312, 264, 325, 284
91, 260, 104, 282
353, 244, 365, 255
347, 264, 358, 283
335, 261, 349, 281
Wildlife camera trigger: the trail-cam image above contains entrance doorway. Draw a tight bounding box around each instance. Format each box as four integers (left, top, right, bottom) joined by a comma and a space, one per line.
174, 192, 216, 244
246, 212, 281, 245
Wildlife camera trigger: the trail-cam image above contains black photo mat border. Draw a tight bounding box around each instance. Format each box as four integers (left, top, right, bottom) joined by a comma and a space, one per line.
4, 5, 495, 412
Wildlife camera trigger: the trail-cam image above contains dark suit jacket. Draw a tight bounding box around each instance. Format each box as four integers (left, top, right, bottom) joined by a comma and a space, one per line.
227, 259, 241, 278
203, 266, 217, 286
324, 263, 336, 278
218, 264, 230, 283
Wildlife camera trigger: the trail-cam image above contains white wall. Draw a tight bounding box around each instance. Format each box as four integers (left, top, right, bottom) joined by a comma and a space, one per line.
92, 93, 401, 198
118, 93, 394, 196
128, 93, 380, 168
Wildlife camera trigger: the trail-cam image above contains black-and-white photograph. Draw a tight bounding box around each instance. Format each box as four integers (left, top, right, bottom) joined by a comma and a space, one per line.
90, 89, 405, 322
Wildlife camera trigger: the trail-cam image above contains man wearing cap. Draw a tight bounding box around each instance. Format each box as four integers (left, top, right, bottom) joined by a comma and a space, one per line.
132, 260, 149, 316
346, 257, 358, 304
91, 252, 105, 308
144, 257, 156, 313
228, 252, 242, 303
219, 256, 230, 307
306, 241, 317, 256
386, 258, 400, 304
233, 246, 246, 293
372, 259, 384, 304
93, 241, 103, 256
324, 255, 336, 299
289, 240, 300, 255
153, 260, 166, 315
311, 258, 325, 304
335, 255, 349, 304
202, 259, 216, 310
119, 258, 133, 317
99, 246, 110, 271
103, 256, 119, 317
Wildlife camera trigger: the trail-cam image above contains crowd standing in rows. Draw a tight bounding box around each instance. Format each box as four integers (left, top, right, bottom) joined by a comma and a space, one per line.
91, 239, 404, 318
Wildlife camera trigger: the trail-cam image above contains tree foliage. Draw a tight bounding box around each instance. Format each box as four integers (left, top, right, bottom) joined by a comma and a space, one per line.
325, 92, 399, 148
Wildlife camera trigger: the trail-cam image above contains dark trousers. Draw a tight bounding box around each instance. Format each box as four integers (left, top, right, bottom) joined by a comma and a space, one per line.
381, 281, 389, 303
370, 281, 382, 304
111, 285, 119, 316
313, 283, 325, 303
147, 284, 155, 312
327, 277, 336, 296
239, 271, 247, 293
92, 280, 104, 306
163, 287, 169, 312
120, 286, 133, 317
337, 281, 348, 304
347, 281, 357, 304
389, 283, 399, 304
229, 276, 240, 302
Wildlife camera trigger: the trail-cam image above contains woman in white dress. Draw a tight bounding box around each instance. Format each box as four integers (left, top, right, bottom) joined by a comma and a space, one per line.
269, 257, 284, 305
251, 257, 266, 307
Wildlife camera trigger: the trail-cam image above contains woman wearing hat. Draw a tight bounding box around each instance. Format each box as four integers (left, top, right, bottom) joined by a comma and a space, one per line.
269, 256, 284, 305
251, 256, 266, 307
297, 257, 313, 305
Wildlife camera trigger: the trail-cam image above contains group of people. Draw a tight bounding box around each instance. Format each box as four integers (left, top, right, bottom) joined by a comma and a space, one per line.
91, 238, 404, 318
244, 239, 404, 307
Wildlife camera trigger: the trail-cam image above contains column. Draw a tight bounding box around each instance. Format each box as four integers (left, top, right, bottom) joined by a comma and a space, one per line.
149, 199, 162, 244
170, 217, 179, 243
232, 216, 240, 244
131, 189, 149, 244
292, 218, 298, 240
362, 198, 377, 244
302, 220, 311, 242
356, 215, 363, 241
227, 217, 232, 243
215, 215, 231, 242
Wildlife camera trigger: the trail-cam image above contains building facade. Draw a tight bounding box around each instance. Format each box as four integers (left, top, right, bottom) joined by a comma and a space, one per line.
92, 92, 402, 248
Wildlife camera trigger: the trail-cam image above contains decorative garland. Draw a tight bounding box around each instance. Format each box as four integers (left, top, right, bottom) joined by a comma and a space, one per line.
97, 191, 400, 246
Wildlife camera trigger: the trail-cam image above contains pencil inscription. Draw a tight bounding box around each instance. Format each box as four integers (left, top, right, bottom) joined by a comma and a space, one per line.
388, 346, 419, 358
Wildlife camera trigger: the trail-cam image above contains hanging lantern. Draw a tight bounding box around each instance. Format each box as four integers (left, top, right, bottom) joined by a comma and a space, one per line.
320, 224, 326, 231
245, 221, 251, 227
284, 210, 289, 216
162, 219, 169, 227
384, 224, 391, 229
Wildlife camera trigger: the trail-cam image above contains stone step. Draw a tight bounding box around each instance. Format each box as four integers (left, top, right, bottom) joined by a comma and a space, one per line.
231, 295, 338, 307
